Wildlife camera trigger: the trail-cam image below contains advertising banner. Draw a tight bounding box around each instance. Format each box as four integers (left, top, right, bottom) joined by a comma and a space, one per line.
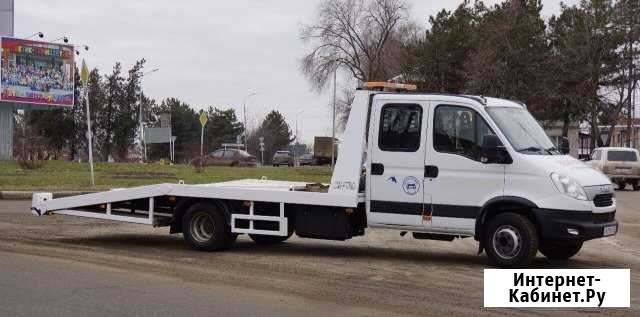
0, 37, 74, 106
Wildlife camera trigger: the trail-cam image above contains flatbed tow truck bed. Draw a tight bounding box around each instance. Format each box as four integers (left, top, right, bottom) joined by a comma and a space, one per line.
32, 179, 364, 235
31, 89, 370, 239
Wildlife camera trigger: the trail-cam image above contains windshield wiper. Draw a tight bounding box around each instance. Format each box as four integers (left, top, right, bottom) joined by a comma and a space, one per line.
518, 146, 543, 153
545, 146, 560, 155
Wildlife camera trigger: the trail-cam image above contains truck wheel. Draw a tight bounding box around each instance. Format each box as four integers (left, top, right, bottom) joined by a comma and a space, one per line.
249, 231, 293, 245
182, 202, 234, 251
617, 181, 626, 190
539, 242, 583, 260
484, 212, 538, 268
633, 182, 639, 191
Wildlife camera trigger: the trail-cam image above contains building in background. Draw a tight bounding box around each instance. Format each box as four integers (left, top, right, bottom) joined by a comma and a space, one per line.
598, 117, 640, 149
543, 121, 590, 158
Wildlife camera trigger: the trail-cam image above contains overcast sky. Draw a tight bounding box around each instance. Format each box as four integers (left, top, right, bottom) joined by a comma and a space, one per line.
15, 0, 578, 143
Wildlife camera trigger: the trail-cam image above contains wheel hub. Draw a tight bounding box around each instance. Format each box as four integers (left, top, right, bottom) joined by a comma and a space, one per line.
190, 212, 215, 243
492, 225, 521, 260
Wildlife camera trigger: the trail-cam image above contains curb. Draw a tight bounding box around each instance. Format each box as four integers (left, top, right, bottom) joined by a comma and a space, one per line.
0, 191, 98, 200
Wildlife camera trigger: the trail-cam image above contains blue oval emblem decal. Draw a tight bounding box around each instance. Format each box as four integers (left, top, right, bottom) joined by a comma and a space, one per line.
402, 176, 420, 195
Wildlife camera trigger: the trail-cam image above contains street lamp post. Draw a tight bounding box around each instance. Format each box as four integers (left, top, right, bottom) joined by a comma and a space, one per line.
295, 110, 304, 166
331, 66, 337, 171
243, 92, 257, 152
139, 68, 159, 162
76, 46, 94, 187
24, 32, 44, 39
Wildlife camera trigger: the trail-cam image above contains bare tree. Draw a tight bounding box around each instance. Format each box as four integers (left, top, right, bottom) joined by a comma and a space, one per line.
300, 0, 413, 90
335, 85, 356, 132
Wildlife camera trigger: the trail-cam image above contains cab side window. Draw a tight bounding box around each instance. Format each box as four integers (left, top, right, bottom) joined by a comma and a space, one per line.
378, 104, 422, 152
433, 105, 496, 161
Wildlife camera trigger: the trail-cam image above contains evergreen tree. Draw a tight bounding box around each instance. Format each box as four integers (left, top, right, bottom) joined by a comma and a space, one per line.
252, 111, 293, 164
465, 0, 551, 117
151, 98, 200, 162
401, 0, 482, 93
204, 107, 244, 152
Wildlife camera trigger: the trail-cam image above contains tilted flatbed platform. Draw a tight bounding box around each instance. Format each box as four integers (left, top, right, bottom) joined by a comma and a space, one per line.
31, 89, 372, 239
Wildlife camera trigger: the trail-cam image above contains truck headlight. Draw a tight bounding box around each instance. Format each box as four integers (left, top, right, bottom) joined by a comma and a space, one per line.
550, 173, 588, 200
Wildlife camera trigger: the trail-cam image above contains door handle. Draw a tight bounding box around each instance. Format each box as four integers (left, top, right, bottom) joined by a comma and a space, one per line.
371, 163, 384, 175
425, 165, 439, 178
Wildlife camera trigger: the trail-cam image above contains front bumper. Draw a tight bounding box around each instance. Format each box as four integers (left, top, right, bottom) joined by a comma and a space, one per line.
533, 209, 617, 242
606, 174, 640, 182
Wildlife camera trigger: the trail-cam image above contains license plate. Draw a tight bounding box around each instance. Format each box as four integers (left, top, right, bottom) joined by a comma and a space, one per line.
603, 225, 617, 236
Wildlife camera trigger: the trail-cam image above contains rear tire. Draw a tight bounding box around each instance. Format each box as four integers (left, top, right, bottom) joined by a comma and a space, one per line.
539, 241, 583, 260
633, 182, 639, 191
182, 202, 234, 251
617, 181, 626, 190
484, 212, 538, 268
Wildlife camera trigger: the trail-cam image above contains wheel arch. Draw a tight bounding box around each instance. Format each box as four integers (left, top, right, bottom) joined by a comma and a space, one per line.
474, 196, 538, 242
170, 197, 232, 234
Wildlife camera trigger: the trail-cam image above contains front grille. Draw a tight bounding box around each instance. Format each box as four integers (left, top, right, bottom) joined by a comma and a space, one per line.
593, 194, 614, 207
593, 211, 615, 224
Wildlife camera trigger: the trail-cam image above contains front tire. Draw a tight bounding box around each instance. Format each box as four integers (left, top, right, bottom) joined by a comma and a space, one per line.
182, 202, 234, 251
539, 242, 583, 260
617, 181, 626, 190
484, 212, 538, 268
632, 182, 639, 191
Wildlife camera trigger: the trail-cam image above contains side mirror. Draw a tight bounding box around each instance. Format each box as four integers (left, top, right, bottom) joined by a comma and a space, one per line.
559, 137, 570, 155
481, 134, 511, 164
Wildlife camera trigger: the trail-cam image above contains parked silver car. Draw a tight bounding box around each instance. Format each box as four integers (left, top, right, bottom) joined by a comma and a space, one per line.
272, 150, 294, 167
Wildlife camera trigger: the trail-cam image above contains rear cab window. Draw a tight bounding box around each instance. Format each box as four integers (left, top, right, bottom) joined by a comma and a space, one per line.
378, 104, 422, 152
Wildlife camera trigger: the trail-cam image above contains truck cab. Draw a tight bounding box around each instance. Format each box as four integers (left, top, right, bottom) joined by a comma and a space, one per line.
359, 87, 617, 267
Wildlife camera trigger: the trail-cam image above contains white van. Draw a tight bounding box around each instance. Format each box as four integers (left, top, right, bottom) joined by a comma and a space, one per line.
31, 83, 618, 267
588, 147, 640, 190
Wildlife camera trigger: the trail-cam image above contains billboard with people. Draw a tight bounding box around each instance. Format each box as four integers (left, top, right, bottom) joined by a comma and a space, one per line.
0, 37, 75, 106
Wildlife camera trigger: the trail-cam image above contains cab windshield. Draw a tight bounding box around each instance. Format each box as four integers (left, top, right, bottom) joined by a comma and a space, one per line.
486, 107, 557, 155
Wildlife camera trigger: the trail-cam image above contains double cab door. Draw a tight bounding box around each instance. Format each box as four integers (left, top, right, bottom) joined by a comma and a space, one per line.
368, 98, 505, 234
368, 99, 431, 230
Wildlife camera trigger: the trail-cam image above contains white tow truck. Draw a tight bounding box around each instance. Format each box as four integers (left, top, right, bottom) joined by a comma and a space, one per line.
31, 82, 618, 267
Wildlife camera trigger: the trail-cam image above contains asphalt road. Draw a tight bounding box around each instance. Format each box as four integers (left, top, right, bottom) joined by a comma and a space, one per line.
0, 191, 639, 316
0, 250, 383, 317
